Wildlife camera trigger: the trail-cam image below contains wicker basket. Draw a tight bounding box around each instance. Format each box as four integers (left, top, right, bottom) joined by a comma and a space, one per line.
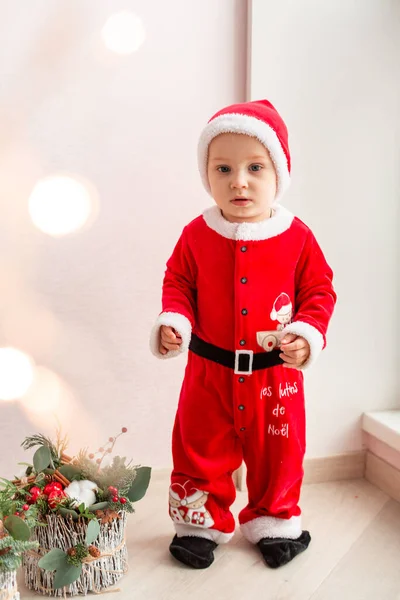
22, 513, 128, 596
0, 569, 19, 600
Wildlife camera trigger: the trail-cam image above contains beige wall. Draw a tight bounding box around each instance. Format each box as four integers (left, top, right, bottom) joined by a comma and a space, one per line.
0, 0, 247, 476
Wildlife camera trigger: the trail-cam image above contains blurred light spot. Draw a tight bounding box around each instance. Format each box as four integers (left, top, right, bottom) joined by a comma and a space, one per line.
0, 348, 34, 401
101, 11, 146, 54
20, 367, 92, 440
20, 367, 64, 415
28, 175, 97, 236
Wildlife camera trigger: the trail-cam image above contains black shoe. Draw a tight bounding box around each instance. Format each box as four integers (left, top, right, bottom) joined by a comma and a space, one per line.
257, 530, 311, 568
169, 534, 218, 569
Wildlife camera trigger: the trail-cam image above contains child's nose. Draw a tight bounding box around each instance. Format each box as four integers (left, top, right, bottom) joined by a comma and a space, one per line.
230, 171, 248, 190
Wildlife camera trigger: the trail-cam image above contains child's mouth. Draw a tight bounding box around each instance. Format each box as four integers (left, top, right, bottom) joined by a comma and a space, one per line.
231, 198, 252, 206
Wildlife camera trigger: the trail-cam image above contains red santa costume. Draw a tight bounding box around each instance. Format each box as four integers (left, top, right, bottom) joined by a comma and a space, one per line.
150, 100, 336, 549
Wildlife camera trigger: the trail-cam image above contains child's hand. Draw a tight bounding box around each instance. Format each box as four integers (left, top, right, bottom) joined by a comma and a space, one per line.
160, 326, 182, 355
280, 334, 310, 369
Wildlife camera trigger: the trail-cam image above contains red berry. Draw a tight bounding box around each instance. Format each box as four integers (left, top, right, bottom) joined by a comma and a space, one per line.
121, 427, 127, 433
48, 490, 66, 509
120, 497, 127, 504
99, 448, 104, 453
14, 512, 20, 516
112, 496, 119, 503
43, 483, 57, 496
96, 459, 101, 464
22, 504, 29, 511
28, 486, 41, 502
89, 453, 95, 459
107, 449, 112, 453
44, 483, 62, 496
109, 437, 114, 442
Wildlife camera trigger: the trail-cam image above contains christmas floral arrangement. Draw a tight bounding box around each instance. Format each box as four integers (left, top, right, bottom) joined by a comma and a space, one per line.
0, 428, 151, 596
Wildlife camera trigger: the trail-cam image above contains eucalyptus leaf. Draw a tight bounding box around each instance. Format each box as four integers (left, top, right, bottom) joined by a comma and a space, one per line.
53, 562, 82, 589
88, 502, 108, 511
33, 446, 51, 473
43, 468, 55, 475
58, 507, 79, 521
4, 515, 31, 541
127, 466, 152, 502
85, 519, 100, 545
58, 464, 80, 480
38, 548, 67, 571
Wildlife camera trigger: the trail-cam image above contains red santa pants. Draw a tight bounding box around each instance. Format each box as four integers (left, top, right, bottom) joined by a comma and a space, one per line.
169, 351, 305, 544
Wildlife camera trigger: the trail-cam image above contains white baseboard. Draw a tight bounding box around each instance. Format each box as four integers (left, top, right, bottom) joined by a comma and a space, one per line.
233, 451, 366, 491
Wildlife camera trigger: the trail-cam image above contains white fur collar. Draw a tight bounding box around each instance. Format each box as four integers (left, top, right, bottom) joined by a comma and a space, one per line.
202, 205, 294, 241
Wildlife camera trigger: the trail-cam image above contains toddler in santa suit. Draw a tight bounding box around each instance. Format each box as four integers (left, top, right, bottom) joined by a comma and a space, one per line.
150, 99, 336, 569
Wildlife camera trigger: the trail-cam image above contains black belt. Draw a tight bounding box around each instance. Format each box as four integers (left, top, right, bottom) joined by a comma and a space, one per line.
189, 333, 283, 375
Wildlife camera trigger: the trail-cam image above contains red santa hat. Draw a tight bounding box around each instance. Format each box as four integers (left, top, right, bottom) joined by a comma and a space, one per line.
198, 99, 291, 202
270, 293, 292, 320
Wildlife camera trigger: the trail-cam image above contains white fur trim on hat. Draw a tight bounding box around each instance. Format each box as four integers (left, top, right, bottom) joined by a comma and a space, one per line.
282, 320, 325, 370
149, 312, 192, 359
198, 113, 290, 202
174, 524, 234, 544
240, 515, 302, 544
202, 205, 294, 242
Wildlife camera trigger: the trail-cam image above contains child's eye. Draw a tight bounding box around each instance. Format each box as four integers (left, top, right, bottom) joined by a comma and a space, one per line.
217, 166, 231, 173
249, 164, 263, 172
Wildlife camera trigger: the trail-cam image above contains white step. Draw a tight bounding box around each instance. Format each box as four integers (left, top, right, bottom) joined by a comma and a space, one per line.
362, 410, 400, 453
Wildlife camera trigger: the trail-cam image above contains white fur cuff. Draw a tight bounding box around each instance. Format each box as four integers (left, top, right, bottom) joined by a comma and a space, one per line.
149, 312, 192, 359
240, 515, 302, 544
282, 320, 324, 370
174, 523, 234, 544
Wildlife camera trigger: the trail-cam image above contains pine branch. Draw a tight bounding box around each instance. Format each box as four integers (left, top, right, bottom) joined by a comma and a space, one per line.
21, 434, 60, 465
0, 537, 38, 572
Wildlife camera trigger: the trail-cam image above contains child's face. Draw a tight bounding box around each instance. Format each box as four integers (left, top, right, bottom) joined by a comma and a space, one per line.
207, 133, 277, 223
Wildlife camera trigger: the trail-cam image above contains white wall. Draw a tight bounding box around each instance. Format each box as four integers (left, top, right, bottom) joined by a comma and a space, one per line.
0, 0, 247, 476
250, 0, 400, 456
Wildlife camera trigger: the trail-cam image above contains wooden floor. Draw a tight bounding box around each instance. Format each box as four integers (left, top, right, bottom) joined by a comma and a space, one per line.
18, 471, 400, 600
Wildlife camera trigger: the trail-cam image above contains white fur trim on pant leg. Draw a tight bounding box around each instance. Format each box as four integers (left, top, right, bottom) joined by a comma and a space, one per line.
282, 321, 324, 370
240, 515, 302, 544
174, 524, 234, 544
149, 312, 192, 359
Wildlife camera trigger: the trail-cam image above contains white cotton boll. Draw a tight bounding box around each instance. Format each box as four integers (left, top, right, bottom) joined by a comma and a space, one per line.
79, 480, 98, 492
64, 480, 97, 508
79, 489, 96, 507
64, 481, 81, 502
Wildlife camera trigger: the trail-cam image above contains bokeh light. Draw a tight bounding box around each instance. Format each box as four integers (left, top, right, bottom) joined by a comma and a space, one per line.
20, 366, 93, 440
0, 347, 34, 401
101, 11, 146, 55
20, 366, 64, 416
28, 175, 97, 236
